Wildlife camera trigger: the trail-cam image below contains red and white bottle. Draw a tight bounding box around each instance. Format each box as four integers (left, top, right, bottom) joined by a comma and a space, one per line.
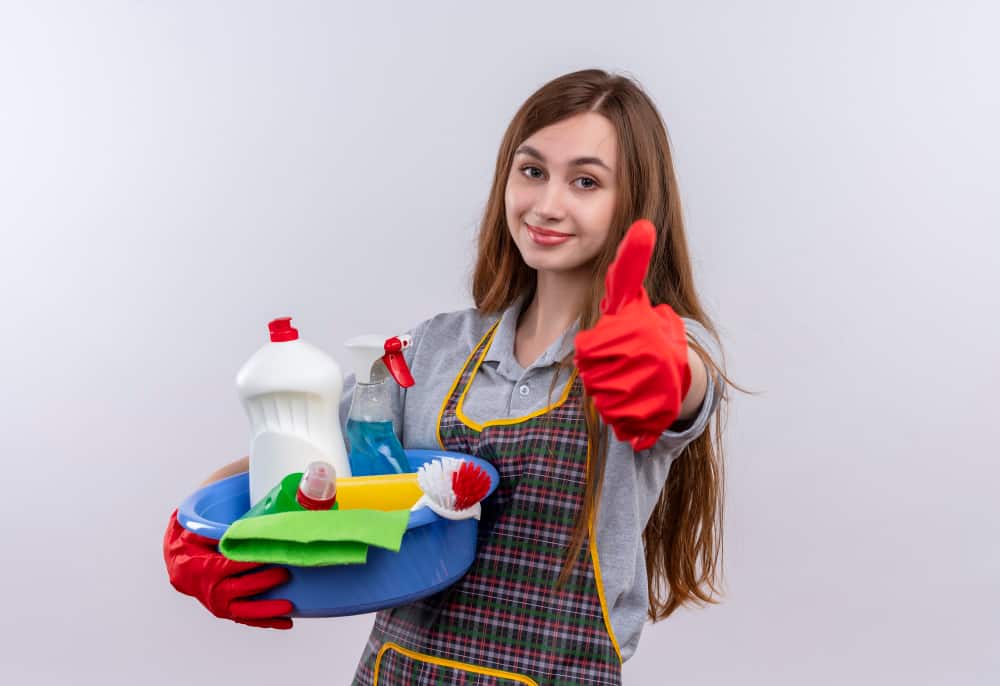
236, 317, 350, 506
296, 460, 338, 510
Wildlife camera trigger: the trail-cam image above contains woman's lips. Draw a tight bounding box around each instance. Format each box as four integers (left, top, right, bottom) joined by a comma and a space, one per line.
526, 224, 572, 246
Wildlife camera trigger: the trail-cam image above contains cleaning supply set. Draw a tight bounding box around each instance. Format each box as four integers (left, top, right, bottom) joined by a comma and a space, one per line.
174, 316, 499, 617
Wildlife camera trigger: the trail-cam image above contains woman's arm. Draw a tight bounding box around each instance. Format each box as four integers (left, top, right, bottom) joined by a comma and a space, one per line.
199, 456, 249, 486
676, 346, 708, 423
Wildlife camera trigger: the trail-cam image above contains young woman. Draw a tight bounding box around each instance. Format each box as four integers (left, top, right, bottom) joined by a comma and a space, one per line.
164, 69, 731, 686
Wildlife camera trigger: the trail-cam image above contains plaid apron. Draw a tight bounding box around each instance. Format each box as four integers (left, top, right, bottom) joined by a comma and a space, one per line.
352, 322, 623, 686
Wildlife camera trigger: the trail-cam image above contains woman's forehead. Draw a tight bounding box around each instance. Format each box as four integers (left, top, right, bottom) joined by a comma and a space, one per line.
518, 113, 618, 169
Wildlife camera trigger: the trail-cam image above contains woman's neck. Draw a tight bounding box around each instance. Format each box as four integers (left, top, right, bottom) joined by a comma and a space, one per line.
514, 269, 588, 368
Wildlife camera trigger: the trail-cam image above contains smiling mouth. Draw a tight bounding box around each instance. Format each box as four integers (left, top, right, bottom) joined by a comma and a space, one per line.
526, 224, 572, 237
525, 223, 573, 247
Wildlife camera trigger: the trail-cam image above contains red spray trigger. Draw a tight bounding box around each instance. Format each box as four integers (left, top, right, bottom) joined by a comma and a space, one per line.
382, 335, 415, 388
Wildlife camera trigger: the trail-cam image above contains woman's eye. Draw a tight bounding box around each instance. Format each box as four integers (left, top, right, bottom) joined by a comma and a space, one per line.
521, 166, 544, 179
575, 177, 598, 190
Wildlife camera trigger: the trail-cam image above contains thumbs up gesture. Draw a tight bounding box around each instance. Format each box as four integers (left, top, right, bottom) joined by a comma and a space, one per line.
573, 220, 692, 452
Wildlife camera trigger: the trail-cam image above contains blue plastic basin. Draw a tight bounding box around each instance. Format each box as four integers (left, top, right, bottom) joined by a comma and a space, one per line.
176, 449, 497, 617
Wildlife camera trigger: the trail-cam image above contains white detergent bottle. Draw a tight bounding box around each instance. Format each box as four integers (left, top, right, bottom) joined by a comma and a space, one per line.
236, 317, 350, 506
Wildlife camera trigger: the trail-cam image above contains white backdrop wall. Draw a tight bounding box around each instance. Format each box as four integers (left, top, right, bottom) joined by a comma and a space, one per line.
1, 1, 997, 684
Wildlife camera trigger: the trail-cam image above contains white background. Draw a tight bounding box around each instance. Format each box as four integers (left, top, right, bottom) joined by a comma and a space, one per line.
1, 1, 997, 684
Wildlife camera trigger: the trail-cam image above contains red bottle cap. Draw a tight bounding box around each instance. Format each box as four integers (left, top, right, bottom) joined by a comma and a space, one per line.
296, 489, 337, 511
296, 461, 337, 510
268, 317, 299, 342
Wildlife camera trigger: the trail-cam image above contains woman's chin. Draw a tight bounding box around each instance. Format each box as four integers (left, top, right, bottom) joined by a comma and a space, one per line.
520, 254, 591, 276
514, 238, 597, 275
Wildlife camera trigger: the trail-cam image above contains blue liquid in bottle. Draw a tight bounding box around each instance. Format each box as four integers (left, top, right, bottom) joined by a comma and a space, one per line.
346, 419, 412, 476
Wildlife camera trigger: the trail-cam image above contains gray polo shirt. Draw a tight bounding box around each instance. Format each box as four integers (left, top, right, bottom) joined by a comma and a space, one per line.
337, 298, 722, 662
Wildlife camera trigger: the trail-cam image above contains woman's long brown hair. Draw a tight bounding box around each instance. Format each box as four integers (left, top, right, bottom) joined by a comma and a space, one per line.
471, 69, 737, 620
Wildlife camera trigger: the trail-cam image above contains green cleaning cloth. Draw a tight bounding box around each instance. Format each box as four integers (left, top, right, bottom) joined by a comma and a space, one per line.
219, 507, 411, 566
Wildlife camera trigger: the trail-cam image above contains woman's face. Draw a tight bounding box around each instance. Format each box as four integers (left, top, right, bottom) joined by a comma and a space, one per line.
505, 112, 618, 277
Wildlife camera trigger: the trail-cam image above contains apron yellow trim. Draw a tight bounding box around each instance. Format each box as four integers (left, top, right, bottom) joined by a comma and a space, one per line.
374, 642, 538, 685
589, 521, 624, 663
584, 433, 624, 664
454, 325, 579, 432
436, 320, 501, 449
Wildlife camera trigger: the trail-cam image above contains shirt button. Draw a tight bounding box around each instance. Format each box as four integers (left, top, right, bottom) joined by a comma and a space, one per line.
518, 384, 530, 396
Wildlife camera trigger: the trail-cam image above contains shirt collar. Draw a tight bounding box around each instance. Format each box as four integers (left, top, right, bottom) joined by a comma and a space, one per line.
483, 295, 581, 375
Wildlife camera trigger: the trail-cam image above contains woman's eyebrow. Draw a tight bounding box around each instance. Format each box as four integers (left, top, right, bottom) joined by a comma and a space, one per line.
515, 145, 611, 172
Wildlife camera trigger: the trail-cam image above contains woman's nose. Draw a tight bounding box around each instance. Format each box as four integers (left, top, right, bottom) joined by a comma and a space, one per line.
532, 182, 567, 222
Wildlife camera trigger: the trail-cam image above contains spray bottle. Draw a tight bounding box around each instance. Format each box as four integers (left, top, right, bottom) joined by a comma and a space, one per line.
344, 334, 415, 476
237, 317, 351, 506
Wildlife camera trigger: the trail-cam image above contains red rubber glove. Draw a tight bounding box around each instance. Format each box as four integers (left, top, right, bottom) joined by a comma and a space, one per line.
163, 509, 294, 629
574, 220, 692, 452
